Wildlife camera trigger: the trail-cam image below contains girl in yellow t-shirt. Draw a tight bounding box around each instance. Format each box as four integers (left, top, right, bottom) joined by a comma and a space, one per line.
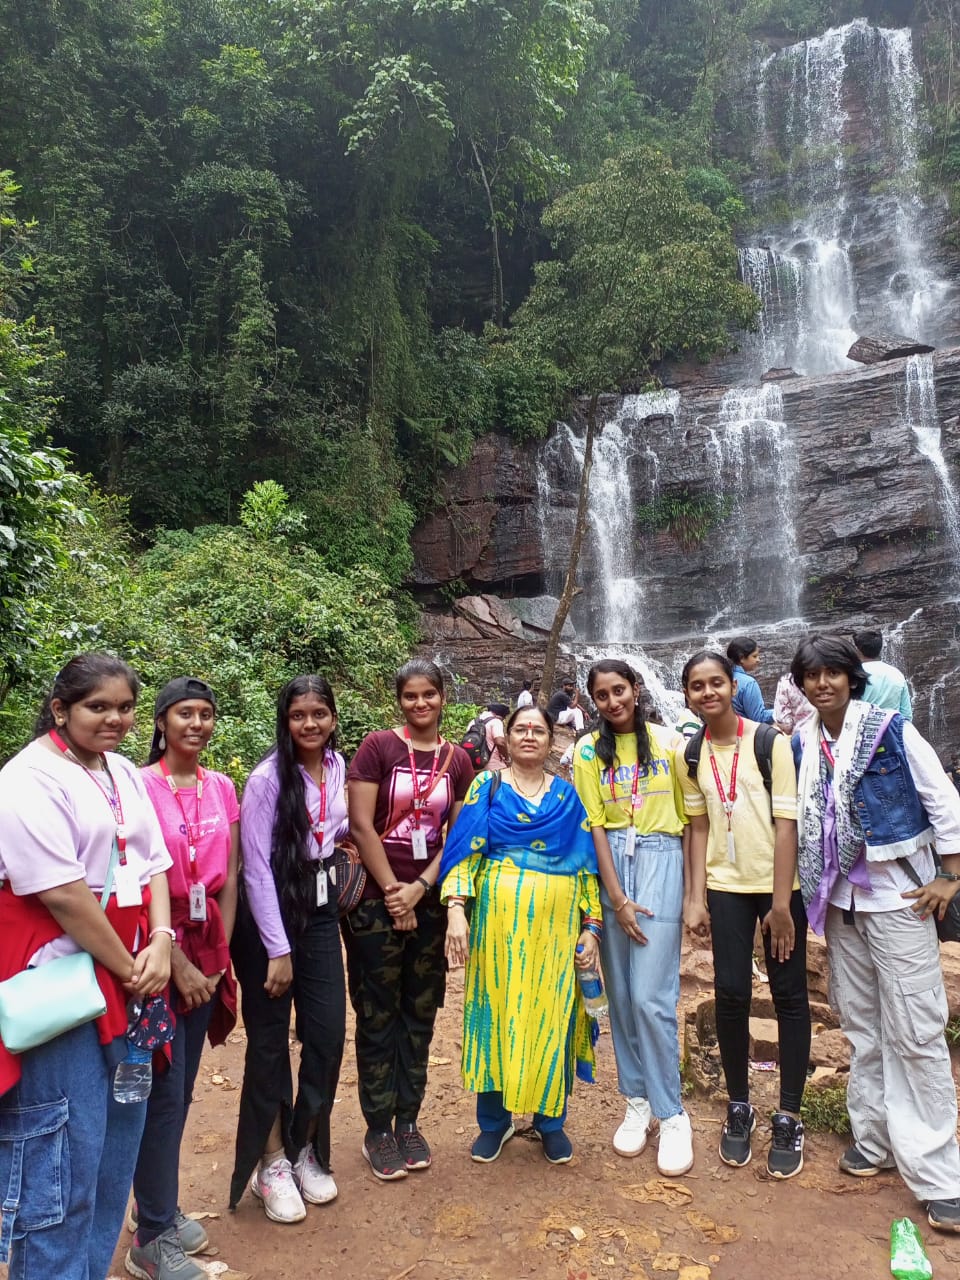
678, 649, 807, 1183
572, 658, 692, 1178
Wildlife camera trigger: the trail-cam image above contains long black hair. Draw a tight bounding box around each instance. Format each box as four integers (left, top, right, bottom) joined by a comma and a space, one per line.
269, 674, 339, 940
33, 653, 140, 739
586, 659, 653, 773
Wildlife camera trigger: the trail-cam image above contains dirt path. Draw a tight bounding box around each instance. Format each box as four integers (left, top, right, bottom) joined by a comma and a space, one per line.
95, 966, 960, 1280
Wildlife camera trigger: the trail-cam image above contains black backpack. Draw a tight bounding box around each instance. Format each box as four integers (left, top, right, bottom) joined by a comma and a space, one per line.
684, 722, 779, 815
460, 714, 492, 771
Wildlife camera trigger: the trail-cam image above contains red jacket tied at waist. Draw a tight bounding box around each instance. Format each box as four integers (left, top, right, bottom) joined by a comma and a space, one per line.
170, 894, 237, 1048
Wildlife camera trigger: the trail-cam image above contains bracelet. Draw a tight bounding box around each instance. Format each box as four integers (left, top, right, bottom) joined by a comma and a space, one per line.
447, 897, 466, 909
614, 897, 629, 912
416, 875, 432, 893
582, 922, 603, 939
149, 926, 176, 941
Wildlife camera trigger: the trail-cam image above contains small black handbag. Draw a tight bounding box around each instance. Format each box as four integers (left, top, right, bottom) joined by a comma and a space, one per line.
898, 856, 960, 944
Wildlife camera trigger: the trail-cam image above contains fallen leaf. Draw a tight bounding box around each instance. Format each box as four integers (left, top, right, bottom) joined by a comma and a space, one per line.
186, 1211, 220, 1221
619, 1179, 693, 1209
678, 1268, 711, 1280
193, 1134, 219, 1154
428, 1055, 452, 1066
652, 1253, 681, 1272
570, 1226, 587, 1242
684, 1211, 740, 1244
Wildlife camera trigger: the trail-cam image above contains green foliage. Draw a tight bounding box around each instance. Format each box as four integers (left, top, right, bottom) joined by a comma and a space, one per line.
0, 487, 410, 778
239, 480, 306, 540
800, 1084, 851, 1135
636, 490, 733, 549
511, 147, 759, 395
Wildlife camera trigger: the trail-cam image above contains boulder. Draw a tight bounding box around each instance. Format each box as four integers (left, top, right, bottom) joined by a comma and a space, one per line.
809, 1027, 851, 1071
510, 594, 576, 641
760, 366, 800, 381
748, 1017, 781, 1061
453, 595, 525, 640
847, 333, 935, 364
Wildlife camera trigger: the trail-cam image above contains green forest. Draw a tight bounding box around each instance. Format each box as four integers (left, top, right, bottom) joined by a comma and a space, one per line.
1, 0, 957, 769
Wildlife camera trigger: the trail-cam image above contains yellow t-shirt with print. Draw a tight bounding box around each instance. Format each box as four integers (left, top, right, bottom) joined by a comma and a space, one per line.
573, 723, 686, 836
674, 723, 798, 893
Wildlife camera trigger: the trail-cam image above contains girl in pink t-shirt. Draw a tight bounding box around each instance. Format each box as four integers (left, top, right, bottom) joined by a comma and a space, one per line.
128, 677, 239, 1279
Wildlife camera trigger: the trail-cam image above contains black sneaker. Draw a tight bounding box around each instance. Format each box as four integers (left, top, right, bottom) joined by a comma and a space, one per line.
927, 1199, 960, 1233
361, 1129, 408, 1180
539, 1128, 573, 1164
838, 1145, 895, 1177
471, 1123, 515, 1163
767, 1113, 804, 1180
719, 1102, 756, 1167
395, 1122, 432, 1170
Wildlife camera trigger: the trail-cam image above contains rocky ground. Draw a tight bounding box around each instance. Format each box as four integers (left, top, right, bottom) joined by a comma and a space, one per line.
85, 936, 960, 1280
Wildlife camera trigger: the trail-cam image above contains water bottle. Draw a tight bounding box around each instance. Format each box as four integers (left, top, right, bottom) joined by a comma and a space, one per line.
890, 1218, 932, 1280
113, 1042, 153, 1104
576, 945, 609, 1018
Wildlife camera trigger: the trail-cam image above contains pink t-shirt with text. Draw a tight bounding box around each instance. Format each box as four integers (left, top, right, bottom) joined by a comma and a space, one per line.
140, 765, 239, 902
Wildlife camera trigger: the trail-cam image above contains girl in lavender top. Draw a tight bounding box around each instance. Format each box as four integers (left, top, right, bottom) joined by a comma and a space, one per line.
229, 676, 348, 1225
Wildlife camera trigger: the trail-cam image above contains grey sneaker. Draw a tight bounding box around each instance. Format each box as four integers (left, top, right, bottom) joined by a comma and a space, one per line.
127, 1205, 208, 1255
838, 1145, 895, 1177
125, 1226, 206, 1279
927, 1198, 960, 1233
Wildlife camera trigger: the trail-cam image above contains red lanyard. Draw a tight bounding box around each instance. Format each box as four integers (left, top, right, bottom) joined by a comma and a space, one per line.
159, 757, 204, 874
306, 768, 327, 852
50, 728, 128, 863
819, 731, 836, 773
403, 726, 442, 829
608, 758, 643, 821
705, 717, 743, 830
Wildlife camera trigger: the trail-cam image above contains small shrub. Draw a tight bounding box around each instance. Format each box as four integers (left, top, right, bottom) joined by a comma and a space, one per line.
800, 1085, 851, 1135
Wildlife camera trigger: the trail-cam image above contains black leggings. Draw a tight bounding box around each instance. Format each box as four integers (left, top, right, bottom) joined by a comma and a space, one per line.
707, 888, 811, 1115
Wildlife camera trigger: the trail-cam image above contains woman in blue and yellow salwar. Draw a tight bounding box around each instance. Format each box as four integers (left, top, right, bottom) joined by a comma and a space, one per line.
440, 704, 601, 1165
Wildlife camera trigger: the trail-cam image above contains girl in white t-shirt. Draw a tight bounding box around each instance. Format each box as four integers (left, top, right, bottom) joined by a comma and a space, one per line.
0, 653, 173, 1280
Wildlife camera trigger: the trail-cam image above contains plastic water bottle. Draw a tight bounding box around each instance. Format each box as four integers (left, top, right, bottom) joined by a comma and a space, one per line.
113, 1042, 152, 1104
576, 945, 609, 1018
890, 1218, 932, 1280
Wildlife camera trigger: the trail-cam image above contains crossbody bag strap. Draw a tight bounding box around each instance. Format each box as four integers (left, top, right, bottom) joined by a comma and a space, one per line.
99, 837, 120, 911
377, 741, 457, 843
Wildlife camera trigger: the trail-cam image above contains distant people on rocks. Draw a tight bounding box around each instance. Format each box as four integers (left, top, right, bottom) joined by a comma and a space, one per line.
680, 651, 808, 1181
852, 629, 913, 719
548, 678, 586, 733
516, 680, 534, 710
440, 705, 601, 1166
792, 634, 960, 1233
482, 703, 509, 772
773, 670, 815, 735
726, 637, 775, 725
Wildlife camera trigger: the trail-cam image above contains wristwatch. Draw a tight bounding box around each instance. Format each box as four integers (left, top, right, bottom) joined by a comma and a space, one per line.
935, 869, 960, 882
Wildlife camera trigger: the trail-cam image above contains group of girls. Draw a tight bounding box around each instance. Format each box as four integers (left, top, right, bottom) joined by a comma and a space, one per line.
2, 639, 959, 1280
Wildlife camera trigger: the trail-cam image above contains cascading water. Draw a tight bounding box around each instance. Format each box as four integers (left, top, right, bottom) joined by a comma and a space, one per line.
902, 353, 960, 568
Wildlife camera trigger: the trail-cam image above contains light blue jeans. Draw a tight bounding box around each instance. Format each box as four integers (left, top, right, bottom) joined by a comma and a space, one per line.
599, 829, 684, 1120
0, 1020, 146, 1280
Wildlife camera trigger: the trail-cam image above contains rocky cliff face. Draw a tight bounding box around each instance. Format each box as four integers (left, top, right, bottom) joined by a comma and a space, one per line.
411, 347, 960, 752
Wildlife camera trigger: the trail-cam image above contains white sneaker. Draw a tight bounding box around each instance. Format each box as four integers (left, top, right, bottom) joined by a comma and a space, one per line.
657, 1110, 694, 1177
293, 1144, 338, 1205
613, 1097, 657, 1157
250, 1156, 307, 1223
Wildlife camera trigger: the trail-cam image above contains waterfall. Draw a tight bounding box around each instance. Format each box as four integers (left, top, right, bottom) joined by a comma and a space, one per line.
743, 21, 954, 378
902, 353, 960, 566
705, 384, 802, 626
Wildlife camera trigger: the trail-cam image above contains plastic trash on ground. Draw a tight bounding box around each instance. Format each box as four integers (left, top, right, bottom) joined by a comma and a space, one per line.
890, 1217, 932, 1280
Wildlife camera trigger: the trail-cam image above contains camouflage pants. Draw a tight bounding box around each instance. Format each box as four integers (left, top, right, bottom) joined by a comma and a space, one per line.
341, 895, 446, 1131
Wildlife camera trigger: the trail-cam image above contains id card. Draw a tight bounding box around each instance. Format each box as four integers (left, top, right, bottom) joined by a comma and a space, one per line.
189, 882, 207, 922
726, 830, 737, 864
623, 826, 637, 858
112, 860, 141, 908
316, 866, 329, 907
411, 828, 429, 861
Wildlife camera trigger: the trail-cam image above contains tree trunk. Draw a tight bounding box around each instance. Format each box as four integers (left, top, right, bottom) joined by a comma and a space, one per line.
470, 138, 505, 328
539, 392, 600, 703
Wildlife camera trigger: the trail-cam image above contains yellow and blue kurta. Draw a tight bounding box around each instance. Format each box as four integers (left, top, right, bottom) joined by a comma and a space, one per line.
439, 772, 600, 1118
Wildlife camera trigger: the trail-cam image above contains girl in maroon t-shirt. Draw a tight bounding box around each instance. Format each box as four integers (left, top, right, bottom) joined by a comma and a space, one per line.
346, 659, 473, 1181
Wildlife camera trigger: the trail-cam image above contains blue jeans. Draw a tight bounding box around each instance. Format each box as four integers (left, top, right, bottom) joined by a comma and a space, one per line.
477, 1091, 567, 1134
132, 996, 214, 1243
0, 1020, 146, 1280
599, 829, 684, 1119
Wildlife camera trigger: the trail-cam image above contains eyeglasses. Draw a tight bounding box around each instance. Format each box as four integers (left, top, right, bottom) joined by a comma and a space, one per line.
512, 724, 549, 738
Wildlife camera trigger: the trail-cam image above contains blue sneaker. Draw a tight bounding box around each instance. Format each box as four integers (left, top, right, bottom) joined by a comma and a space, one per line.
539, 1128, 573, 1164
471, 1123, 515, 1163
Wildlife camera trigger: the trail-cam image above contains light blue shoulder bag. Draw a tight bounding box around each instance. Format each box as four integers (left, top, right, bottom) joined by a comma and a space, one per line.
0, 841, 118, 1054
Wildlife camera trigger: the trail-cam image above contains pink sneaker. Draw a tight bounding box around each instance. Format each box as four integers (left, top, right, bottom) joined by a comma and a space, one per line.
250, 1156, 307, 1223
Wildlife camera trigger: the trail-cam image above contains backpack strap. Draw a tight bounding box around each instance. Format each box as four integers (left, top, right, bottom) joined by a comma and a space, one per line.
752, 722, 779, 797
684, 726, 706, 779
488, 771, 501, 805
